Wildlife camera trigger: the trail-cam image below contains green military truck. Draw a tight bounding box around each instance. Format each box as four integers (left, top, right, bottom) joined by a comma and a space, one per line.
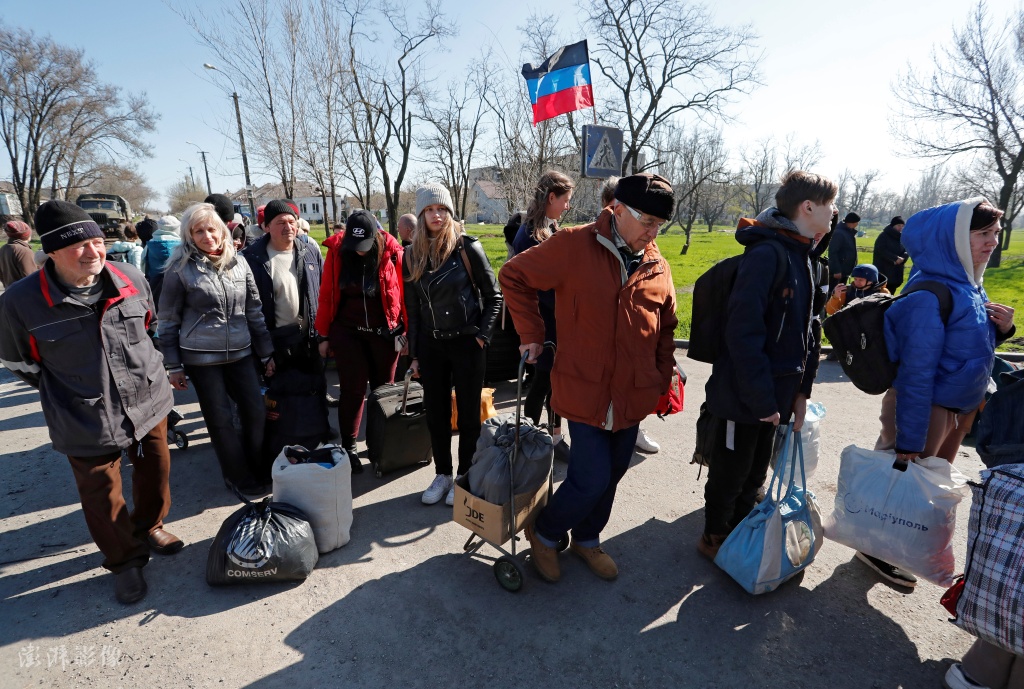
75, 194, 133, 244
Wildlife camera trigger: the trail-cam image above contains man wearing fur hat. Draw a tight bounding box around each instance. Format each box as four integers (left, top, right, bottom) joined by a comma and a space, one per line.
0, 217, 39, 287
500, 172, 678, 583
0, 200, 183, 605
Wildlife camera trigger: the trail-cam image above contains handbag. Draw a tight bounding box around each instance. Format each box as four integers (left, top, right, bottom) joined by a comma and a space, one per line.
714, 423, 824, 595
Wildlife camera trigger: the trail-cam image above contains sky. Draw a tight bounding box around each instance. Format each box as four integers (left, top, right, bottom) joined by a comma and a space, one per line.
2, 0, 988, 211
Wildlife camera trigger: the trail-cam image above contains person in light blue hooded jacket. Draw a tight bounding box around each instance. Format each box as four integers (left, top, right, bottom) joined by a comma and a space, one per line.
863, 199, 1016, 590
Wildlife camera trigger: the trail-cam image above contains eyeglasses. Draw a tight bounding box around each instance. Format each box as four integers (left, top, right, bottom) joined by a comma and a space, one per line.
623, 204, 667, 231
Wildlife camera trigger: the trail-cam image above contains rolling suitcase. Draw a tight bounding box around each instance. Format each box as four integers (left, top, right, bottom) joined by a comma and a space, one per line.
365, 368, 433, 478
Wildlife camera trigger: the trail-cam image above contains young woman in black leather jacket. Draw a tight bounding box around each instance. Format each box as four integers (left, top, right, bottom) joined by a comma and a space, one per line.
404, 184, 501, 506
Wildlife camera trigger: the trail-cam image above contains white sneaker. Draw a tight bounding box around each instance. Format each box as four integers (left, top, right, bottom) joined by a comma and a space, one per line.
422, 474, 453, 505
635, 428, 660, 453
944, 663, 990, 689
445, 475, 463, 506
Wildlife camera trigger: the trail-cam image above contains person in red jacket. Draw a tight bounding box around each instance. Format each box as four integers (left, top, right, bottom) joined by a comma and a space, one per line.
316, 210, 406, 473
500, 173, 678, 583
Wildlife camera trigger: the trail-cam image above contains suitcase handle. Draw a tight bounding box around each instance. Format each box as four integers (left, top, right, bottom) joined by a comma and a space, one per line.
400, 367, 415, 415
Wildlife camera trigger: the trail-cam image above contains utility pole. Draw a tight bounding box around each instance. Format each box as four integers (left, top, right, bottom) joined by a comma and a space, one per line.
204, 63, 256, 221
186, 142, 212, 195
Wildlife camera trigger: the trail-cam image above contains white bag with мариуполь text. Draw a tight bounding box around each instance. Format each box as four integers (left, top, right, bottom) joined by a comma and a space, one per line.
824, 445, 969, 586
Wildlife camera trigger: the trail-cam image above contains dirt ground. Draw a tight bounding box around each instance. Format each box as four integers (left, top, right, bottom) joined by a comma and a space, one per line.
0, 355, 982, 689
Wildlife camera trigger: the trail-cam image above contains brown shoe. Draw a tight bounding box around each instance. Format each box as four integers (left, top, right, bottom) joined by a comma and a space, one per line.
114, 567, 147, 604
525, 524, 560, 583
570, 542, 618, 580
697, 533, 727, 561
148, 528, 184, 556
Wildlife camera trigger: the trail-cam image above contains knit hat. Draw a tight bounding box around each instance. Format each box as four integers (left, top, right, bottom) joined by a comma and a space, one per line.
157, 215, 181, 233
851, 263, 879, 283
35, 200, 104, 253
342, 210, 378, 252
205, 193, 235, 224
890, 216, 905, 227
263, 199, 298, 227
4, 220, 32, 241
843, 212, 861, 224
614, 173, 675, 220
416, 184, 455, 218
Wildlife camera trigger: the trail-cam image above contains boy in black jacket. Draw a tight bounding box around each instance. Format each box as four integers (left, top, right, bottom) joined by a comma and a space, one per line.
699, 171, 837, 560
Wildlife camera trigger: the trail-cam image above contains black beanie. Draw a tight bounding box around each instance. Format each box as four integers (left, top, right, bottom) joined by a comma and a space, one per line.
614, 173, 675, 220
843, 212, 861, 224
136, 217, 157, 243
36, 200, 104, 253
205, 194, 235, 224
263, 199, 298, 227
890, 216, 905, 226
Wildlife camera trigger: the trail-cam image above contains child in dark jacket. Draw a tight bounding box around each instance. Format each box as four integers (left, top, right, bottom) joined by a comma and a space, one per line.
824, 263, 890, 315
699, 170, 836, 561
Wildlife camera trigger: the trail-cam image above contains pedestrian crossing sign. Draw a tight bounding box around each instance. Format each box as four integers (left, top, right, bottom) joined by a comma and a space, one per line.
581, 125, 623, 178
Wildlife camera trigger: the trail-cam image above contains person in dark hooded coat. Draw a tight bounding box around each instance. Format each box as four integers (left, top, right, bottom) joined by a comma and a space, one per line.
873, 215, 909, 291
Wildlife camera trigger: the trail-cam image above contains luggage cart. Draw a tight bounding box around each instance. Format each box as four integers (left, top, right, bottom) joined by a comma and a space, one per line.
167, 407, 188, 449
457, 351, 567, 593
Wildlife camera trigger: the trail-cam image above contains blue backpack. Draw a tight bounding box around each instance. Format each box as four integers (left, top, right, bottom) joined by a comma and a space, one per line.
145, 239, 177, 276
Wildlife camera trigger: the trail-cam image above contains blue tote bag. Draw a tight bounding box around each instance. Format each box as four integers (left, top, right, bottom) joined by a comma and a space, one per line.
714, 423, 824, 595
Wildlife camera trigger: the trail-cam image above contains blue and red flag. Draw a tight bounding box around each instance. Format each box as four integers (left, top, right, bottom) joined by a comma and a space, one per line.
521, 40, 593, 126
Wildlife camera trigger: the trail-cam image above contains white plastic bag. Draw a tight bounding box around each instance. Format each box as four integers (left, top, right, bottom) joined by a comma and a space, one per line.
824, 445, 970, 585
272, 444, 353, 553
773, 402, 824, 481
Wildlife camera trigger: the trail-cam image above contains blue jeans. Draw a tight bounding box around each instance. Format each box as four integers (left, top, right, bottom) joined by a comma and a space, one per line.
534, 420, 639, 546
186, 356, 267, 484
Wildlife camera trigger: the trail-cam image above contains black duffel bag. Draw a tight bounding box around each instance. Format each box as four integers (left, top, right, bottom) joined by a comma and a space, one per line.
207, 495, 319, 585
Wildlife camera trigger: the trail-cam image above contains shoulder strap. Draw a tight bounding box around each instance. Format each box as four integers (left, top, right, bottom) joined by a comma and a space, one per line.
744, 238, 790, 296
901, 280, 954, 324
457, 238, 478, 293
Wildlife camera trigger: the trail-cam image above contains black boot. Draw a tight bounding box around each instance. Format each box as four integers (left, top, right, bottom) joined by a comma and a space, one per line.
342, 437, 363, 474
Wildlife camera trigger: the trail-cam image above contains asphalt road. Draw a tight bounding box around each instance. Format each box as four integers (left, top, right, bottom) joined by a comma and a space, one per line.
0, 355, 981, 689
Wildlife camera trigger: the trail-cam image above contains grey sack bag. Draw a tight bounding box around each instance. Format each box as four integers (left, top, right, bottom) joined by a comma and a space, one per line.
467, 416, 553, 505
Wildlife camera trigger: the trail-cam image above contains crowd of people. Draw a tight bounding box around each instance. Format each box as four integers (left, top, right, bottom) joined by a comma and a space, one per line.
0, 171, 1017, 689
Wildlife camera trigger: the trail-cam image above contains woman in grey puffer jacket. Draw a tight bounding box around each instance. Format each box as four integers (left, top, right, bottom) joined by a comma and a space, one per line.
158, 203, 275, 496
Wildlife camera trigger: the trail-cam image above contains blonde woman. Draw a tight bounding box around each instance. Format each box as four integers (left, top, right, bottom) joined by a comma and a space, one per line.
404, 184, 501, 506
158, 203, 275, 497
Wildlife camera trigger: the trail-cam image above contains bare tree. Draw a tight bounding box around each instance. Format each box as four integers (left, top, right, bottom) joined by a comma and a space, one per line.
583, 0, 760, 174
166, 178, 208, 215
0, 23, 155, 224
699, 176, 737, 232
893, 0, 1024, 265
346, 0, 455, 234
655, 123, 728, 253
781, 133, 822, 174
182, 0, 300, 198
738, 137, 778, 216
418, 56, 491, 219
847, 169, 881, 213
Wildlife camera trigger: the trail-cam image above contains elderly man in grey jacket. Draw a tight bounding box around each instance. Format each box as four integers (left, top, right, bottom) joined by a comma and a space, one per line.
0, 200, 183, 605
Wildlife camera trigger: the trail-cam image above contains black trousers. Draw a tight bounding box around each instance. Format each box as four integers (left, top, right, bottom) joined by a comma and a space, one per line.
523, 368, 561, 429
703, 415, 778, 536
418, 334, 486, 476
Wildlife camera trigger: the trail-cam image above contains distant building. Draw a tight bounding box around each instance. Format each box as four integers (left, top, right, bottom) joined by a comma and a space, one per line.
471, 180, 509, 224
227, 182, 345, 224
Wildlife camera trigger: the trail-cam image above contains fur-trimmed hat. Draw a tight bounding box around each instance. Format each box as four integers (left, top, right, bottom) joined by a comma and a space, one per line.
205, 194, 236, 224
415, 184, 455, 218
614, 173, 675, 220
35, 200, 104, 253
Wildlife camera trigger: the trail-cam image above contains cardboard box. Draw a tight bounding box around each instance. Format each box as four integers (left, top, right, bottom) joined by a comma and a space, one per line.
452, 473, 549, 546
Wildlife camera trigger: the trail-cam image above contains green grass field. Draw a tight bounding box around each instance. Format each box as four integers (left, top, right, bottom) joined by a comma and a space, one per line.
311, 221, 1024, 352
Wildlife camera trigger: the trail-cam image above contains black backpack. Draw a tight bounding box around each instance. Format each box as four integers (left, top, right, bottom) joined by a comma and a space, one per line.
822, 281, 953, 395
106, 248, 130, 263
687, 239, 789, 364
